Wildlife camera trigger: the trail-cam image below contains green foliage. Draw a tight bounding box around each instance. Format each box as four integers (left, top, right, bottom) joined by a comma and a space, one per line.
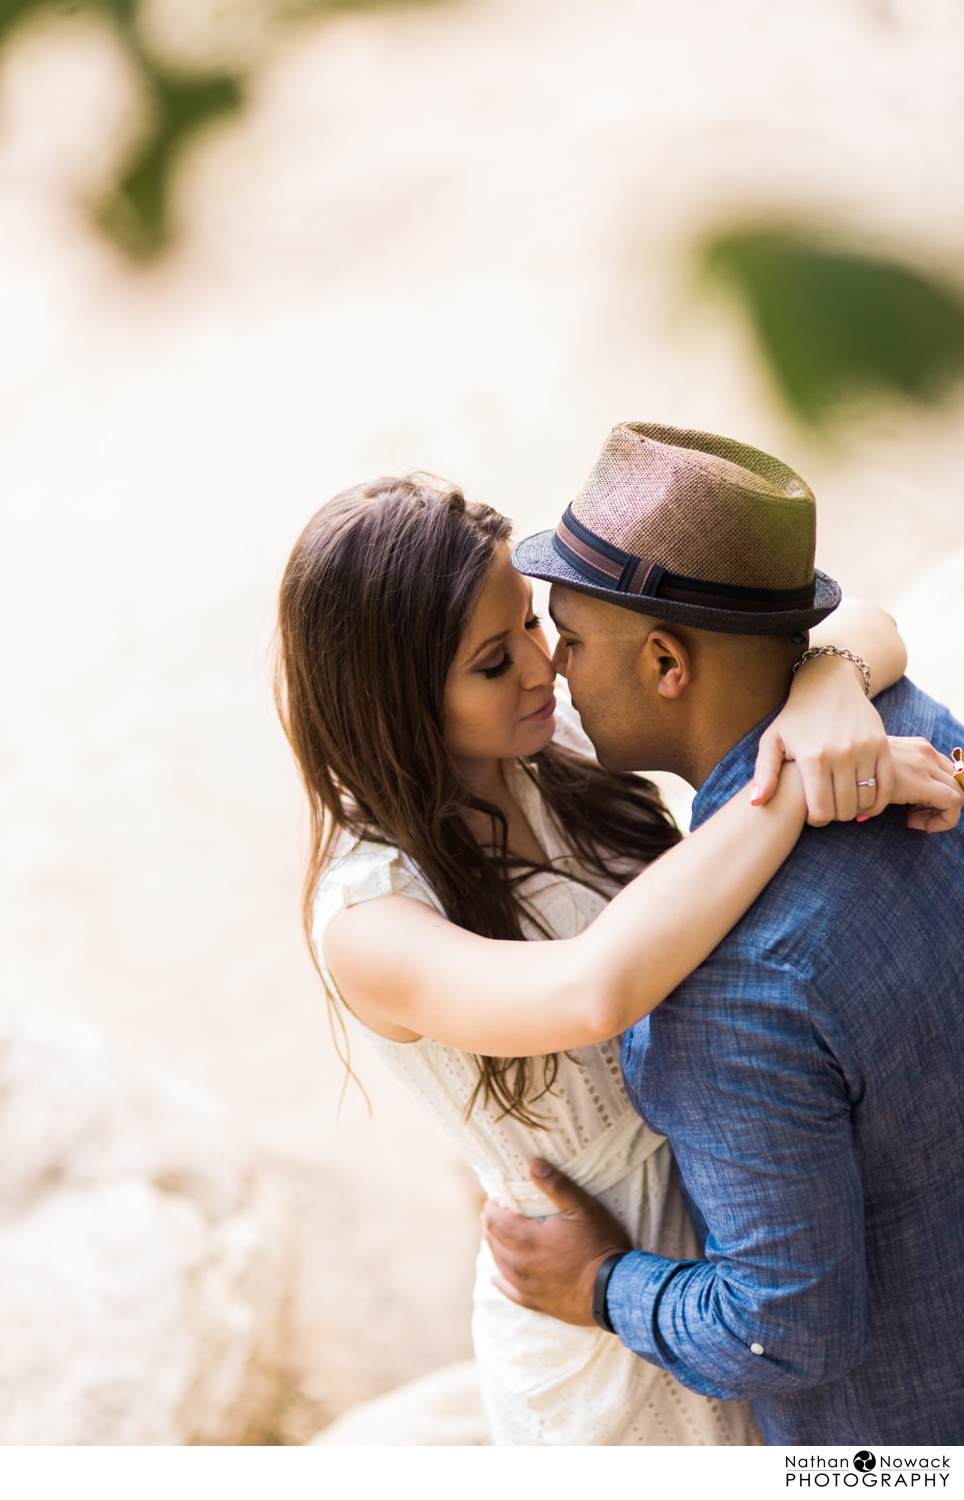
0, 0, 441, 259
97, 69, 242, 257
700, 227, 964, 426
0, 0, 138, 44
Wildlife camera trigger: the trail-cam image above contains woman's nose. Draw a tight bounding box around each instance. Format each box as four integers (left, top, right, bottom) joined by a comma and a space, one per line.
521, 640, 555, 689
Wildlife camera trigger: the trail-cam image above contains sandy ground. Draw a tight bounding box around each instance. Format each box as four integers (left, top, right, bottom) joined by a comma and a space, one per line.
2, 0, 964, 1439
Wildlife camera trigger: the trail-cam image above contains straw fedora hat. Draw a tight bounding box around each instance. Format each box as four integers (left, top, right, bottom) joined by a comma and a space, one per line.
512, 422, 840, 636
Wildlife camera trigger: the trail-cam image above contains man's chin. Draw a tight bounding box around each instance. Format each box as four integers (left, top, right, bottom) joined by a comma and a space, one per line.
569, 704, 636, 772
588, 739, 650, 774
596, 753, 635, 773
585, 739, 629, 773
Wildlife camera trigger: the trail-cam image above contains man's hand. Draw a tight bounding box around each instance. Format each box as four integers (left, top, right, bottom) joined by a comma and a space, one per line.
482, 1159, 631, 1327
888, 736, 963, 833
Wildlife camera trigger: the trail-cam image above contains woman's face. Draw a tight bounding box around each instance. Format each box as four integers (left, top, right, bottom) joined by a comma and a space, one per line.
444, 543, 556, 770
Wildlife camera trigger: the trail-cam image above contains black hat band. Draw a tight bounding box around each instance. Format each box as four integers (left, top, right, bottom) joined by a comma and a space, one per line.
553, 507, 816, 614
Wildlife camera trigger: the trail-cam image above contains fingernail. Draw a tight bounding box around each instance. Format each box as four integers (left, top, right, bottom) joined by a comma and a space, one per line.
856, 816, 868, 823
531, 1159, 552, 1178
749, 785, 762, 806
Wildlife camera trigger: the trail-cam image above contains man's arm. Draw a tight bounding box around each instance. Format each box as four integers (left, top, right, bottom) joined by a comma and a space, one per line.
485, 957, 870, 1401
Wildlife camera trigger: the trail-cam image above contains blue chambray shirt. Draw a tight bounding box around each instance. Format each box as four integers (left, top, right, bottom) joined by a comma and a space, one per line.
612, 678, 964, 1445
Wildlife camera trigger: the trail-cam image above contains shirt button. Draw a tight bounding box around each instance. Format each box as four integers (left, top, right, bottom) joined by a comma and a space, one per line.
750, 1343, 765, 1356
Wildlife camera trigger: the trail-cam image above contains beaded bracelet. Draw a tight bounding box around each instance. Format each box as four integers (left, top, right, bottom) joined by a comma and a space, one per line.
792, 645, 872, 698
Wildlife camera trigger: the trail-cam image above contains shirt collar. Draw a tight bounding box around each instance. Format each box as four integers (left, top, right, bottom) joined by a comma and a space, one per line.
689, 702, 785, 831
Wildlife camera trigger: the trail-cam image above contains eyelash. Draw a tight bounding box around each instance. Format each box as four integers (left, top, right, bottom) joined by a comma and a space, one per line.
482, 653, 513, 680
480, 616, 542, 679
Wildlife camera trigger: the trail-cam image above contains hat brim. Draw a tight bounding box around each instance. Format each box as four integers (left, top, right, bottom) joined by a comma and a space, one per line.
512, 529, 841, 637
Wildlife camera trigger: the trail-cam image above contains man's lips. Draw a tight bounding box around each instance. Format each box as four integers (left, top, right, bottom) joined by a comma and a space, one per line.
523, 694, 556, 723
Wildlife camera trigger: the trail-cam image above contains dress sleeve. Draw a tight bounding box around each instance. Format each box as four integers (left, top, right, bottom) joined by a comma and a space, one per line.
310, 842, 399, 997
311, 841, 446, 1000
607, 955, 869, 1400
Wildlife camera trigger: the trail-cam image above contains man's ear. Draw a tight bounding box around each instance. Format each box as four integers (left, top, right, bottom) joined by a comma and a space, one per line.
638, 627, 691, 700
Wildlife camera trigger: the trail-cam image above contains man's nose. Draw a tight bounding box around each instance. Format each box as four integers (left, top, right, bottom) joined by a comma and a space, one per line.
550, 639, 568, 677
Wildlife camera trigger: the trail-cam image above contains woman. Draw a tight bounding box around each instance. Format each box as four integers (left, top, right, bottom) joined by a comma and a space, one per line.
276, 475, 958, 1446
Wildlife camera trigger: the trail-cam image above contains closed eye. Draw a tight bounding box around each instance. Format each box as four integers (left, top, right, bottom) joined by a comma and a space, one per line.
524, 614, 542, 631
481, 651, 513, 679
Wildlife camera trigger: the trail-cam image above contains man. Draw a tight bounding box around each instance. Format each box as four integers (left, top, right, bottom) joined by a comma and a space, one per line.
486, 421, 964, 1444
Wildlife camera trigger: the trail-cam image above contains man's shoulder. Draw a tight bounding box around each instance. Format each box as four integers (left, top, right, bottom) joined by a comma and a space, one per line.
875, 675, 964, 742
682, 677, 964, 992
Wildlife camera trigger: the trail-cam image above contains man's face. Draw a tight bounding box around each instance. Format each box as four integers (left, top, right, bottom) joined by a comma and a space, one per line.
548, 584, 664, 771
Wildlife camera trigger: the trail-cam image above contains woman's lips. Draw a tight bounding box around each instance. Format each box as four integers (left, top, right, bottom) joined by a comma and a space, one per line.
524, 694, 556, 723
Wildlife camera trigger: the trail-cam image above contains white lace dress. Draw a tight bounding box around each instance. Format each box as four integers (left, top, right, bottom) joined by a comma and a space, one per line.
311, 713, 761, 1446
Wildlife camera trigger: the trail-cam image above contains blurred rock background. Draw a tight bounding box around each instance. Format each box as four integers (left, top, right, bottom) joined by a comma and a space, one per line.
1, 0, 963, 1444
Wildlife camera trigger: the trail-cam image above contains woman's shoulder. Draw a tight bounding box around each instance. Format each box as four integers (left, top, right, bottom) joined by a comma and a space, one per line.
314, 830, 443, 926
319, 832, 398, 907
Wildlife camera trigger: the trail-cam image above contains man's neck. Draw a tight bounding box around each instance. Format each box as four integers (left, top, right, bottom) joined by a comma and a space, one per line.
669, 664, 795, 789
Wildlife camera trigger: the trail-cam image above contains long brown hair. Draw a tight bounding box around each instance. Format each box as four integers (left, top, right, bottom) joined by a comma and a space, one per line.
276, 474, 680, 1125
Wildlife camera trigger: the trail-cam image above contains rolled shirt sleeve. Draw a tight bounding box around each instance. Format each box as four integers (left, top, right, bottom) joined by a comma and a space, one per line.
610, 956, 870, 1401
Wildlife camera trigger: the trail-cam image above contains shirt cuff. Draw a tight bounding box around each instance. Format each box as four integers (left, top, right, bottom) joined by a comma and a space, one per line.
605, 1249, 693, 1360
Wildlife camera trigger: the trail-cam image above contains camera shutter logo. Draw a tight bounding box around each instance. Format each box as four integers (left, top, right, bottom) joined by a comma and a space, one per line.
853, 1452, 877, 1472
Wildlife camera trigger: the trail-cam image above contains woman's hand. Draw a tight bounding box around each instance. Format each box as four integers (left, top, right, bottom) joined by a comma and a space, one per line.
888, 738, 963, 833
752, 653, 895, 826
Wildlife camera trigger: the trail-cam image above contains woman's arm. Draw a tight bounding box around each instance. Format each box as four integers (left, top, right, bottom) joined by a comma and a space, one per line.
323, 734, 960, 1056
324, 769, 808, 1055
323, 735, 959, 1056
753, 598, 907, 823
811, 597, 906, 693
